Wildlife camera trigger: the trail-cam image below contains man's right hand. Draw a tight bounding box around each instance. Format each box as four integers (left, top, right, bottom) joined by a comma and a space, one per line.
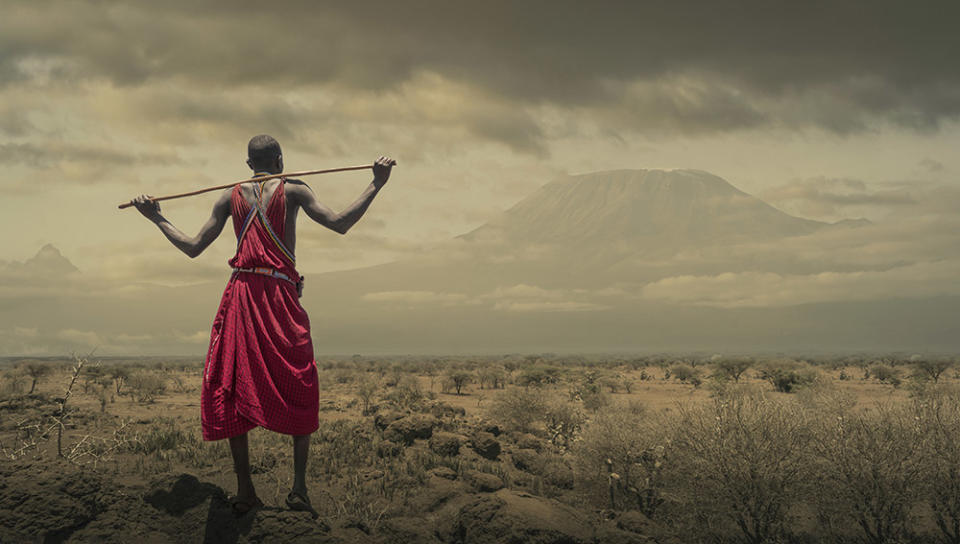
130, 194, 161, 220
373, 155, 397, 187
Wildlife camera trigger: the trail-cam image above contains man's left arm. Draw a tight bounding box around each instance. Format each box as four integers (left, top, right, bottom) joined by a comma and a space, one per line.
130, 189, 232, 258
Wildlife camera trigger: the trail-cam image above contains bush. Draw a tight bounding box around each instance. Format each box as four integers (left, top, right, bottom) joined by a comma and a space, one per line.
915, 385, 960, 544
756, 360, 818, 393
571, 409, 669, 517
667, 363, 699, 383
485, 387, 547, 433
128, 371, 167, 403
542, 398, 585, 449
869, 363, 901, 385
669, 387, 814, 543
810, 400, 925, 543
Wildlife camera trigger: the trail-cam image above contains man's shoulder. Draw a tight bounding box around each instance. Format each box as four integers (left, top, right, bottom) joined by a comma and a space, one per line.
284, 178, 309, 188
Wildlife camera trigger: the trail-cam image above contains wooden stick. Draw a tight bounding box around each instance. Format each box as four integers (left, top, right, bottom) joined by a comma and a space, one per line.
118, 164, 380, 209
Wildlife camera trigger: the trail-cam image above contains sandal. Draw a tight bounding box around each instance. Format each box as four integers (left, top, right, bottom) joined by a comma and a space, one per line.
285, 490, 314, 513
229, 495, 263, 516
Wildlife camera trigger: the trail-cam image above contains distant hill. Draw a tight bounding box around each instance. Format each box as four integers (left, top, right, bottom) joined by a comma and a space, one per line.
461, 169, 826, 249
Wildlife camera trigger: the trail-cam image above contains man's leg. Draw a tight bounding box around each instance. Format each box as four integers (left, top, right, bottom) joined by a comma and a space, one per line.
292, 433, 310, 497
229, 432, 257, 500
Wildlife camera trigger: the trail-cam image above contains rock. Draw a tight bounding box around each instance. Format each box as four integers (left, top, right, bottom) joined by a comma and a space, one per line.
384, 414, 439, 445
617, 510, 656, 535
375, 516, 442, 544
595, 522, 656, 544
374, 410, 405, 430
464, 470, 504, 492
480, 422, 501, 436
437, 489, 593, 544
144, 473, 224, 516
469, 431, 501, 460
429, 467, 458, 480
514, 432, 545, 452
511, 448, 542, 472
428, 401, 467, 419
245, 509, 334, 542
429, 432, 463, 456
376, 440, 403, 458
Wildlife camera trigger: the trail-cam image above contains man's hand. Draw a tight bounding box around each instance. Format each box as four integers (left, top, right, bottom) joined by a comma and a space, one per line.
372, 155, 397, 187
130, 194, 161, 220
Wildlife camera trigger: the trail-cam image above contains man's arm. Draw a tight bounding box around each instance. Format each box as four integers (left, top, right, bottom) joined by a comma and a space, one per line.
290, 156, 395, 235
130, 189, 232, 258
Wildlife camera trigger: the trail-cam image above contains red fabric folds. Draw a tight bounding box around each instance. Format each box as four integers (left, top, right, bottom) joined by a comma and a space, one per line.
201, 180, 319, 441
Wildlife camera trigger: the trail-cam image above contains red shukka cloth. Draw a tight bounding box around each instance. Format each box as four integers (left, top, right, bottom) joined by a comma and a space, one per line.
201, 178, 319, 441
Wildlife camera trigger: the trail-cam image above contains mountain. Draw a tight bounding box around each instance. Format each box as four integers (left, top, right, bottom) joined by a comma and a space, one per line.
461, 169, 826, 250
0, 243, 79, 279
321, 169, 841, 293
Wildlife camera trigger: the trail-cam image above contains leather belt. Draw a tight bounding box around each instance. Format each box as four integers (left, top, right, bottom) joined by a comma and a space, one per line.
232, 267, 304, 297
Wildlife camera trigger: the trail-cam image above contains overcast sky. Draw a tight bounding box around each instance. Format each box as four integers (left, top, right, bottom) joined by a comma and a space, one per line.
1, 1, 959, 354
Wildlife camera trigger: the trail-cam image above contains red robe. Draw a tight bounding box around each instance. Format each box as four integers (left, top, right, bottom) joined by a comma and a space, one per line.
201, 179, 319, 441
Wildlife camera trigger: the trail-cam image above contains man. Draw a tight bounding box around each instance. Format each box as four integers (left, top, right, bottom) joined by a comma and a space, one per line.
129, 134, 395, 516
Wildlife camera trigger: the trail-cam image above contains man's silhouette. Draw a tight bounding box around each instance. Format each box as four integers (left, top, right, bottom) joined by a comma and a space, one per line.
130, 134, 395, 515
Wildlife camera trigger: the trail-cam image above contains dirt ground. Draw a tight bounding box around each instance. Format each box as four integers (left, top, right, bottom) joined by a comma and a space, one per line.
0, 358, 940, 543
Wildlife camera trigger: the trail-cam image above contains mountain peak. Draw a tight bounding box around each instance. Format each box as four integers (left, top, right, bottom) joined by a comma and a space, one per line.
25, 244, 79, 274
462, 168, 822, 247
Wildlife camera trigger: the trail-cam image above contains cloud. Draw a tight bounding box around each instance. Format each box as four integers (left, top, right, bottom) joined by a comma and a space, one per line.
641, 259, 960, 308
361, 290, 468, 305
491, 300, 609, 312
1, 1, 959, 138
55, 328, 102, 347
762, 176, 918, 219
480, 283, 612, 312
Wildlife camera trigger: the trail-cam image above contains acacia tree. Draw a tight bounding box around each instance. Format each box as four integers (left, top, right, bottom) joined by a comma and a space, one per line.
913, 359, 954, 383
446, 371, 471, 395
23, 363, 52, 394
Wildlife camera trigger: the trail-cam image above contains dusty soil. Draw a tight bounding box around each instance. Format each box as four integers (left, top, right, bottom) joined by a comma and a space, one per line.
0, 360, 930, 543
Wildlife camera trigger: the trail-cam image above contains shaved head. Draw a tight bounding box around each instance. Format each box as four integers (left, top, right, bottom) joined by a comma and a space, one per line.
247, 134, 282, 171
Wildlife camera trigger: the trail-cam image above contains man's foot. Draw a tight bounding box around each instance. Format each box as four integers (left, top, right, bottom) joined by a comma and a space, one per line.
229, 494, 263, 516
285, 489, 316, 517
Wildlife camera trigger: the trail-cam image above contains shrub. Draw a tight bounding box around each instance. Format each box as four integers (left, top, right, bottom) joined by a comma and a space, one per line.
542, 398, 585, 449
756, 360, 818, 393
869, 363, 901, 385
571, 408, 669, 518
914, 384, 960, 544
668, 363, 699, 383
809, 398, 926, 544
669, 387, 814, 543
1, 369, 28, 397
128, 371, 167, 403
356, 374, 379, 415
485, 387, 547, 433
516, 366, 560, 387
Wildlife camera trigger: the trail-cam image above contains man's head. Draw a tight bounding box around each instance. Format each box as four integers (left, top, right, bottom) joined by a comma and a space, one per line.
246, 134, 283, 174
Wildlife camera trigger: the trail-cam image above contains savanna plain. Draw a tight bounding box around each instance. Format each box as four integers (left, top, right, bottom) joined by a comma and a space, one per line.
1, 352, 959, 544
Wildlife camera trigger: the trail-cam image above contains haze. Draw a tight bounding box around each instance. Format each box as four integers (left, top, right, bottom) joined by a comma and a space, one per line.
1, 2, 959, 355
